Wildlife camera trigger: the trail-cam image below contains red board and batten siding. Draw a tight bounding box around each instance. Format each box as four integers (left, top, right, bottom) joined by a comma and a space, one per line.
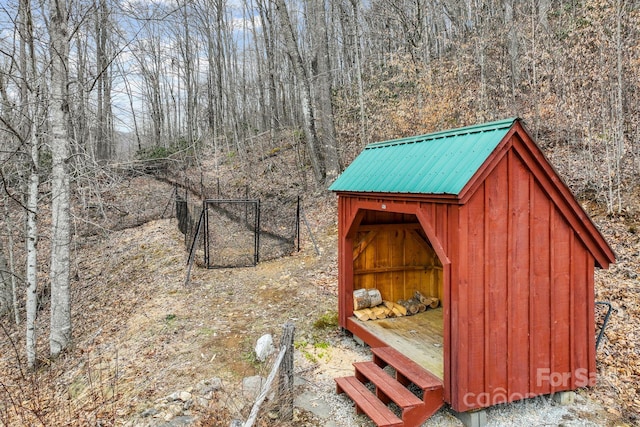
335, 121, 615, 413
448, 145, 597, 411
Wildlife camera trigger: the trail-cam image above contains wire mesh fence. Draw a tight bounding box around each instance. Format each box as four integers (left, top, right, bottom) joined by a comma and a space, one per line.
175, 185, 299, 269
204, 199, 259, 268
258, 195, 300, 262
176, 190, 203, 250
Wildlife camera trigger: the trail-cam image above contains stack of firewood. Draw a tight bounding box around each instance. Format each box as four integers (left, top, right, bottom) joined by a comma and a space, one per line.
353, 289, 440, 321
398, 291, 440, 315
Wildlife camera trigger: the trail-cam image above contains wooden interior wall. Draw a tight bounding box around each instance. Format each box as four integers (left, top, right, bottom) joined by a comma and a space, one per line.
352, 211, 443, 303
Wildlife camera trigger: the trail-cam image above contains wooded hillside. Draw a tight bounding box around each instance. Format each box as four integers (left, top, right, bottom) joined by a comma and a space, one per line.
1, 0, 638, 200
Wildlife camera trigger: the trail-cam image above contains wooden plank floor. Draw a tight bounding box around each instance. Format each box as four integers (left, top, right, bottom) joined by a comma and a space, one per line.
354, 308, 444, 380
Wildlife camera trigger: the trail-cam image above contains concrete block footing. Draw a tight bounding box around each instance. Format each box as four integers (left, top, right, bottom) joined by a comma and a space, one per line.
552, 391, 576, 405
353, 335, 365, 346
451, 409, 487, 427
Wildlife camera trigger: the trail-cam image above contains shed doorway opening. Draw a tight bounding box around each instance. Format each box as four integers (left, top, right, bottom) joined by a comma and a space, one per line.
350, 210, 444, 379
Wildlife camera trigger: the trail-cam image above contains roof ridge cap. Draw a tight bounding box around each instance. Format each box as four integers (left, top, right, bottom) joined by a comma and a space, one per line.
366, 117, 517, 150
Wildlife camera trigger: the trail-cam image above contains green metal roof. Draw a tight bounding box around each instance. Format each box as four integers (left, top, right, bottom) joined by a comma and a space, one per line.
329, 118, 517, 195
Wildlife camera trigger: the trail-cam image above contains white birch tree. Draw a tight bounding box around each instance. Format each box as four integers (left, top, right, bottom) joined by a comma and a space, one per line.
26, 129, 39, 368
15, 0, 41, 369
49, 0, 72, 357
3, 198, 20, 325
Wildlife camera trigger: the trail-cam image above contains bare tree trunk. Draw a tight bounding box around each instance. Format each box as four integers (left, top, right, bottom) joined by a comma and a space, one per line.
503, 0, 518, 105
205, 19, 217, 135
273, 0, 325, 183
350, 0, 366, 146
49, 0, 72, 357
538, 0, 550, 30
310, 0, 339, 184
247, 1, 267, 131
0, 239, 10, 316
257, 0, 279, 141
215, 0, 225, 141
72, 34, 89, 158
26, 119, 38, 368
614, 0, 625, 213
117, 58, 143, 151
3, 199, 19, 324
134, 34, 165, 147
17, 0, 39, 369
180, 0, 197, 144
96, 0, 113, 161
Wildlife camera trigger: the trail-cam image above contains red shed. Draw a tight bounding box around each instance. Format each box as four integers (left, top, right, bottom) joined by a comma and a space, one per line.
329, 118, 615, 426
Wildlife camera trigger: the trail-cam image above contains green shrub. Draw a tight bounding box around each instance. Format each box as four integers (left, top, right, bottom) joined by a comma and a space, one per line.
313, 311, 339, 329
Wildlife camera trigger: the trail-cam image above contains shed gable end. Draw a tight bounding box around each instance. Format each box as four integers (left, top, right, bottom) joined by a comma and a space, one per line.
458, 123, 614, 269
451, 149, 596, 411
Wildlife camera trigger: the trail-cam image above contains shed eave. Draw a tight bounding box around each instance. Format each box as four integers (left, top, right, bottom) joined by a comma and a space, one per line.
332, 190, 461, 202
331, 190, 457, 195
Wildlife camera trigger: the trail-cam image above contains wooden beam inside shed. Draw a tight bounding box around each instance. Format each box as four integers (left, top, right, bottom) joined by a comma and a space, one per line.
354, 265, 443, 275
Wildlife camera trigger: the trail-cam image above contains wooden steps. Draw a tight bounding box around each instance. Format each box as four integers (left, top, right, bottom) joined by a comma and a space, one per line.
372, 346, 443, 392
354, 362, 423, 408
335, 376, 403, 427
336, 346, 444, 427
